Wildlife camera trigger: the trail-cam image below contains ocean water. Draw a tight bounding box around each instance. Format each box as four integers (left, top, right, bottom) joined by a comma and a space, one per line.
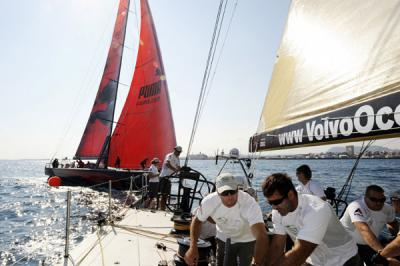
0, 159, 399, 265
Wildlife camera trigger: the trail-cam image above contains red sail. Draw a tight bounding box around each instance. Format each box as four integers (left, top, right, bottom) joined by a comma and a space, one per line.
108, 0, 176, 169
75, 0, 130, 159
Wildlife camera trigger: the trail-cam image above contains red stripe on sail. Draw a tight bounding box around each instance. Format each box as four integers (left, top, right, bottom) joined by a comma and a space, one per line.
108, 0, 176, 169
75, 0, 130, 159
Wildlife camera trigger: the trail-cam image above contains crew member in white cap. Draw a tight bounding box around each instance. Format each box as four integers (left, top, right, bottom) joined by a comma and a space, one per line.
184, 173, 268, 266
159, 146, 182, 210
371, 189, 400, 265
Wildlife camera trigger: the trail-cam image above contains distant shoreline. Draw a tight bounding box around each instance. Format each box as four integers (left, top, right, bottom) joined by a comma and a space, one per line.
186, 157, 400, 160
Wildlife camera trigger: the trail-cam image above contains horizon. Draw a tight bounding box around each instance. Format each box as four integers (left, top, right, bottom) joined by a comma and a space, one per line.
0, 0, 399, 160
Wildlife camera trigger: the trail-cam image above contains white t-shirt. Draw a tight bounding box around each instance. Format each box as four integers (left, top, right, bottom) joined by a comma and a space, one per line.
192, 207, 216, 240
340, 198, 395, 245
148, 164, 159, 183
196, 190, 264, 243
272, 194, 357, 266
296, 179, 325, 198
159, 152, 180, 177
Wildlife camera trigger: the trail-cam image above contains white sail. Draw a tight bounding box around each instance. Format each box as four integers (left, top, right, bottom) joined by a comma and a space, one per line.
251, 0, 400, 151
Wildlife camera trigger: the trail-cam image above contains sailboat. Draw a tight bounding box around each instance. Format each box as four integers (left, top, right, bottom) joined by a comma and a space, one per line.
250, 0, 400, 153
54, 1, 400, 265
45, 0, 176, 189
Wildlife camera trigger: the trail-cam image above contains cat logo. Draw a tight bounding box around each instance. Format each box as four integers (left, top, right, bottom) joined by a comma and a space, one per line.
354, 208, 363, 217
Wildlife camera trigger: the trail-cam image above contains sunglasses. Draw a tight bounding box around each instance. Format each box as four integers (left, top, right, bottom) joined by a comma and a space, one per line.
368, 196, 386, 203
268, 194, 288, 206
220, 190, 238, 196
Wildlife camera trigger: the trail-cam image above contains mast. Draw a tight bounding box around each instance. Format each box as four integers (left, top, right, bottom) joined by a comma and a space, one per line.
102, 0, 131, 167
75, 0, 131, 160
108, 0, 177, 169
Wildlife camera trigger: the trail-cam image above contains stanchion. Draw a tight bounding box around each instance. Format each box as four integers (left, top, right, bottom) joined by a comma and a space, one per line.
64, 190, 72, 258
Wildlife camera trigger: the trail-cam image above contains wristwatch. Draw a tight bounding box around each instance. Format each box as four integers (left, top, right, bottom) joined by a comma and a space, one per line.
371, 250, 389, 266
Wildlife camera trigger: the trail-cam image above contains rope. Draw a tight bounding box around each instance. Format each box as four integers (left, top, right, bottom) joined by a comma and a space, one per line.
337, 140, 374, 201
113, 224, 183, 245
198, 0, 239, 123
96, 230, 106, 266
74, 227, 106, 265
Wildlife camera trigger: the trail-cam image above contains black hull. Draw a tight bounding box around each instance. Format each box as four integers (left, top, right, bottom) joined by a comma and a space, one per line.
45, 167, 146, 190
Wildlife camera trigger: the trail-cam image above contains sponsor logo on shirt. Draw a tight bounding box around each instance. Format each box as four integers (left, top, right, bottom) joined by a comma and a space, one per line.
354, 208, 364, 217
285, 225, 298, 236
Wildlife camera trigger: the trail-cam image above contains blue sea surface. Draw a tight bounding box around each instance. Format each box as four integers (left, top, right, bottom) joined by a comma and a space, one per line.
0, 159, 399, 265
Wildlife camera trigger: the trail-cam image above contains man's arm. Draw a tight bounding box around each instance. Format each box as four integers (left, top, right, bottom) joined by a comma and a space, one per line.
250, 222, 269, 265
266, 234, 286, 266
166, 160, 180, 172
273, 239, 317, 266
381, 235, 400, 259
354, 221, 384, 251
184, 217, 203, 265
387, 220, 399, 236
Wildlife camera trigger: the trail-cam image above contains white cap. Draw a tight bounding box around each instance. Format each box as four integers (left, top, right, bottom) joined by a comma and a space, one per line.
216, 173, 238, 193
174, 146, 182, 152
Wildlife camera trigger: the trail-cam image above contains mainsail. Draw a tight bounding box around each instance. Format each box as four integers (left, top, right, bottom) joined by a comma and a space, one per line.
250, 0, 400, 152
108, 0, 176, 169
75, 0, 130, 159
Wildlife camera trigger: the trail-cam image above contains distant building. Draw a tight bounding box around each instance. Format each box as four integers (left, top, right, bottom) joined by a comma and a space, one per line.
346, 145, 355, 157
188, 153, 208, 160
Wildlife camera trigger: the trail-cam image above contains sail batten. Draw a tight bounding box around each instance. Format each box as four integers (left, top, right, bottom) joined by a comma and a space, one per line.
250, 0, 400, 152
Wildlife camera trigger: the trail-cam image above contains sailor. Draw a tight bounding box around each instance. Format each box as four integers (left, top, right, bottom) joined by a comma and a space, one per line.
340, 185, 398, 266
263, 173, 360, 266
144, 157, 160, 209
184, 173, 268, 266
295, 164, 326, 200
52, 158, 59, 168
77, 159, 84, 168
115, 156, 121, 168
159, 145, 182, 211
373, 189, 400, 265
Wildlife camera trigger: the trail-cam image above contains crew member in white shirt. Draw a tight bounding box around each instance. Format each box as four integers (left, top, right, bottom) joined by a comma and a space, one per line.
374, 189, 400, 265
159, 145, 182, 210
262, 172, 360, 266
144, 157, 160, 208
295, 164, 326, 200
184, 173, 268, 266
341, 185, 399, 266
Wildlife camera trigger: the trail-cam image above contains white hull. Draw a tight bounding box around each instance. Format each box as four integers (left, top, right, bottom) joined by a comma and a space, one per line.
59, 209, 180, 266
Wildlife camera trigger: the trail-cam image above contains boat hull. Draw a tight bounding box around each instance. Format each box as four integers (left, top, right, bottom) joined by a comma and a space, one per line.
45, 167, 146, 190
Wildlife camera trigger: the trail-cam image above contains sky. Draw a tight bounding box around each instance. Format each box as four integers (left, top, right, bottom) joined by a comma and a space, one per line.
0, 0, 398, 160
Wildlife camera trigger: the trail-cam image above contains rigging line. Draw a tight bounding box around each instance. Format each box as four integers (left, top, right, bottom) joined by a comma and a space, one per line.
51, 2, 122, 160
197, 0, 230, 115
337, 140, 374, 201
194, 0, 231, 133
199, 0, 239, 123
185, 0, 228, 166
189, 0, 226, 137
343, 141, 374, 202
96, 230, 106, 266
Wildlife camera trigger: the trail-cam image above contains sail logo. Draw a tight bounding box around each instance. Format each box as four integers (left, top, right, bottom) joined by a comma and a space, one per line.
278, 129, 303, 145
278, 103, 400, 146
137, 81, 161, 106
138, 81, 161, 99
